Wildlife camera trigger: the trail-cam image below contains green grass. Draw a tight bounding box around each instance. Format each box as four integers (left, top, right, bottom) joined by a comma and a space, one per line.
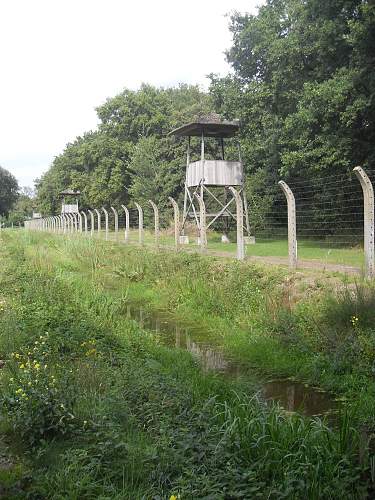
90, 228, 365, 268
0, 231, 374, 498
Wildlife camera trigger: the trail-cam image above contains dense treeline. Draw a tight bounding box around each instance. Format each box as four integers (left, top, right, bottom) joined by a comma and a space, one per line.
35, 0, 375, 235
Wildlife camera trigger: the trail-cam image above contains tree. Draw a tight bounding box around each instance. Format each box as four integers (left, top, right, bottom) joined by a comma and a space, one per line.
0, 166, 19, 216
7, 187, 34, 225
36, 84, 213, 212
210, 0, 374, 232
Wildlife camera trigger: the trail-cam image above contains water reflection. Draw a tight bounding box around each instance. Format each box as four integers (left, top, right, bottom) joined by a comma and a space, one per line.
126, 304, 337, 418
263, 380, 336, 417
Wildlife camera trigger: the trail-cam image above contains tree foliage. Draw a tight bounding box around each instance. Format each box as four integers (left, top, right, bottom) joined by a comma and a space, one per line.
35, 1, 375, 235
7, 187, 34, 225
36, 85, 212, 214
211, 0, 375, 180
0, 166, 19, 216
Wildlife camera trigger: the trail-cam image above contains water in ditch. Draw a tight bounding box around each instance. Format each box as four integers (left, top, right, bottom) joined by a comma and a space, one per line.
126, 304, 338, 419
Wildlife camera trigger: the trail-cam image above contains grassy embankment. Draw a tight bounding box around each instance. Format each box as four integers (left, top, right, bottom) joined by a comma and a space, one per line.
0, 230, 374, 498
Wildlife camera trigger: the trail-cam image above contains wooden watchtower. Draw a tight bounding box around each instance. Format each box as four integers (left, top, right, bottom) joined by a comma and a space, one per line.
170, 113, 251, 241
60, 189, 81, 214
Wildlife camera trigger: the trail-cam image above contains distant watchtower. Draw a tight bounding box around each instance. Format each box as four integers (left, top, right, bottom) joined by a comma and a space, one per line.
60, 189, 81, 214
170, 113, 251, 241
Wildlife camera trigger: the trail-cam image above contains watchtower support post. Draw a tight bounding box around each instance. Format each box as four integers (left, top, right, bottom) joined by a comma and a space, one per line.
194, 193, 207, 252
229, 187, 245, 261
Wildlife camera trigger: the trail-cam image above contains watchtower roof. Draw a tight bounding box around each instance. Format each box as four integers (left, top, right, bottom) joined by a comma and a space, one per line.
59, 189, 81, 196
169, 113, 239, 138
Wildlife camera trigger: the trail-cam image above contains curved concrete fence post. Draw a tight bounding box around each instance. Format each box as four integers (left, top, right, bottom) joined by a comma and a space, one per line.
111, 207, 119, 241
68, 214, 74, 234
77, 212, 83, 233
121, 205, 130, 243
71, 213, 77, 232
229, 187, 245, 261
74, 214, 78, 233
102, 207, 109, 241
278, 180, 297, 270
148, 200, 159, 249
63, 214, 68, 233
65, 215, 70, 233
81, 211, 88, 235
61, 214, 66, 233
194, 193, 207, 252
87, 210, 94, 237
134, 202, 144, 245
168, 197, 180, 251
354, 166, 374, 279
94, 209, 101, 236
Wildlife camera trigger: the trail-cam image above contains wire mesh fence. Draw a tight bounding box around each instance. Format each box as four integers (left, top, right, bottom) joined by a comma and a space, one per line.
24, 167, 375, 277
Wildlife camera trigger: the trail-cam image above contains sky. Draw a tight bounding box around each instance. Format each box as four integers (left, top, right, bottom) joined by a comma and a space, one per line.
0, 0, 263, 188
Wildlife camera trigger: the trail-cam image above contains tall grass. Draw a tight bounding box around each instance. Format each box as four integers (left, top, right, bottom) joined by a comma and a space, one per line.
0, 231, 373, 497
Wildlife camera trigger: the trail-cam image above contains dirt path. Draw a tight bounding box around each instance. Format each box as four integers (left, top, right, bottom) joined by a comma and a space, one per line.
190, 248, 362, 276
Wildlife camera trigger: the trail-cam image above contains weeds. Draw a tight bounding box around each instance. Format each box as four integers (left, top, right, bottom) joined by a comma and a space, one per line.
0, 231, 373, 497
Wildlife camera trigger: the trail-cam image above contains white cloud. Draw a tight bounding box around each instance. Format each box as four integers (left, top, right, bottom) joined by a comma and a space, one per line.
0, 0, 262, 186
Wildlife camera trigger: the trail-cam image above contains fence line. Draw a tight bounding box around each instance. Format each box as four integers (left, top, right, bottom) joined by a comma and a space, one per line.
24, 167, 375, 278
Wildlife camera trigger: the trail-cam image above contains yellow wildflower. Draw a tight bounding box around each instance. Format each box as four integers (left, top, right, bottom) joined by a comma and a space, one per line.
19, 363, 25, 369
